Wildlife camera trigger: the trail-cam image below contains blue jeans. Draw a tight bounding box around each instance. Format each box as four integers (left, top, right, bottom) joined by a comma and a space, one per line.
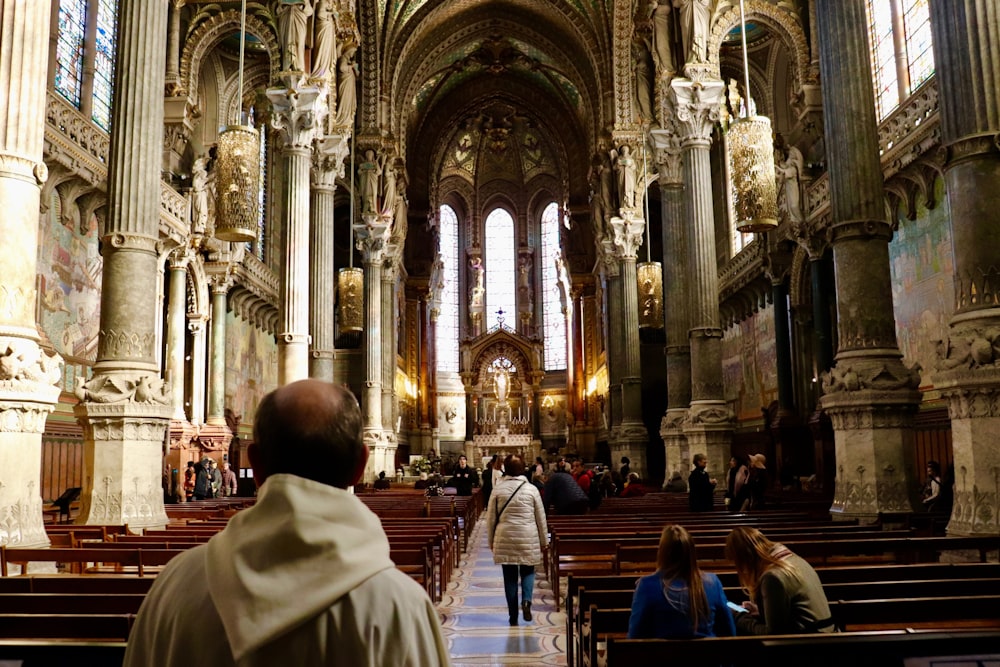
502, 564, 535, 619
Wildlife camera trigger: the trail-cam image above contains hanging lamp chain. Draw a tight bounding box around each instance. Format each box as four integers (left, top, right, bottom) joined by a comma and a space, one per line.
236, 0, 248, 125
740, 0, 751, 119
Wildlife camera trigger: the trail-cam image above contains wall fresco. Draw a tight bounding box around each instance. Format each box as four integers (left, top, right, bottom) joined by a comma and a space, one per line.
224, 310, 278, 425
722, 302, 779, 421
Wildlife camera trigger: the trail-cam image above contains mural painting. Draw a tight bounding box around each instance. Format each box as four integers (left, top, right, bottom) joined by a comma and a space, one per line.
888, 177, 954, 390
224, 311, 278, 426
722, 303, 778, 421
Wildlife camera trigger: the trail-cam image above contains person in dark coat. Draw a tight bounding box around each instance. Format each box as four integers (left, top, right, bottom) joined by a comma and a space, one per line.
543, 464, 589, 515
448, 455, 479, 496
688, 453, 716, 512
193, 458, 213, 500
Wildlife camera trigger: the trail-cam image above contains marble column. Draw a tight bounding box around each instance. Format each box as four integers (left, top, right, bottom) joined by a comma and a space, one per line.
928, 0, 1000, 535
309, 134, 348, 382
599, 245, 623, 435
74, 0, 173, 529
165, 0, 181, 90
652, 124, 691, 479
815, 0, 921, 520
268, 76, 321, 386
0, 0, 63, 549
206, 279, 230, 426
186, 316, 206, 425
671, 73, 732, 483
355, 214, 392, 481
608, 210, 648, 477
381, 254, 399, 444
165, 253, 188, 420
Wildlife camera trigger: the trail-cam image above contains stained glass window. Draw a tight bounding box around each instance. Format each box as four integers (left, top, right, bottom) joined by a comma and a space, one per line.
91, 0, 118, 130
902, 0, 934, 90
866, 0, 935, 122
485, 209, 516, 331
55, 0, 87, 107
436, 205, 459, 373
541, 202, 567, 370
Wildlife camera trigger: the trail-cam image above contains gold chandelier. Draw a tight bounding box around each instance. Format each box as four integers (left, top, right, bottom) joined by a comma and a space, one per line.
337, 267, 364, 334
729, 0, 778, 234
638, 139, 664, 329
214, 0, 261, 243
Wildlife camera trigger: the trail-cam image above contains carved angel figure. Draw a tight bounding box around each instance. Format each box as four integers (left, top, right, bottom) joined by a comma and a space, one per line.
775, 145, 805, 224
611, 144, 638, 211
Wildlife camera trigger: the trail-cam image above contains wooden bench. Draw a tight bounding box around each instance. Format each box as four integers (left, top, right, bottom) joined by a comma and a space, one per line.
0, 640, 127, 666
0, 614, 134, 640
1, 546, 184, 577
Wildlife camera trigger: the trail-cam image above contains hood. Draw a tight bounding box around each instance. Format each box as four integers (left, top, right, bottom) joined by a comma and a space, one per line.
205, 474, 396, 660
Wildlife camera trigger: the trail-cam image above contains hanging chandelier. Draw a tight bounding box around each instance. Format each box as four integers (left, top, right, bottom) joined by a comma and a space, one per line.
729, 0, 778, 234
337, 130, 363, 334
214, 0, 261, 243
637, 138, 663, 329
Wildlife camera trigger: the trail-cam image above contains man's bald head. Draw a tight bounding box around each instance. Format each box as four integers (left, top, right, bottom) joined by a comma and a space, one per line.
250, 380, 365, 488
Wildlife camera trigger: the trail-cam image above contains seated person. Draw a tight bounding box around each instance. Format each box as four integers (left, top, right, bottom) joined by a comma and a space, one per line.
620, 472, 647, 498
725, 526, 834, 634
373, 471, 391, 490
628, 525, 735, 639
663, 471, 688, 493
413, 472, 430, 490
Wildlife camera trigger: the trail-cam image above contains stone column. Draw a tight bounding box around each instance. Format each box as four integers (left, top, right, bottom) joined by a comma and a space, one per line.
186, 316, 206, 425
671, 73, 732, 482
815, 0, 921, 520
268, 76, 321, 386
206, 279, 230, 426
928, 0, 1000, 535
652, 124, 690, 479
75, 0, 172, 529
165, 252, 188, 420
0, 0, 62, 549
599, 245, 623, 435
608, 211, 648, 477
165, 0, 182, 90
381, 253, 400, 464
309, 134, 348, 382
355, 215, 392, 481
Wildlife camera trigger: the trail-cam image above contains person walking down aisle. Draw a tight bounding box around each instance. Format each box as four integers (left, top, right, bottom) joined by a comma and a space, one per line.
688, 453, 717, 511
486, 454, 549, 626
124, 380, 451, 667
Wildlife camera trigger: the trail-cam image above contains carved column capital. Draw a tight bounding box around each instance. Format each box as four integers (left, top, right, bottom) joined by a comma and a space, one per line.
670, 77, 725, 147
355, 215, 391, 264
311, 133, 349, 188
268, 77, 322, 151
609, 213, 645, 260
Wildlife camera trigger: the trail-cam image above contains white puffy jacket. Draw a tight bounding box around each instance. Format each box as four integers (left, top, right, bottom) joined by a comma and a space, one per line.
487, 475, 548, 566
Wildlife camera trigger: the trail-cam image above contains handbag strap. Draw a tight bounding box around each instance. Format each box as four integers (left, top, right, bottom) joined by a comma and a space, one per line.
494, 480, 527, 528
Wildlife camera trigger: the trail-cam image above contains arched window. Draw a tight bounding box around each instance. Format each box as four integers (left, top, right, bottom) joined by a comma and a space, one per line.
540, 202, 567, 370
867, 0, 934, 122
54, 0, 119, 131
485, 208, 516, 330
436, 205, 460, 373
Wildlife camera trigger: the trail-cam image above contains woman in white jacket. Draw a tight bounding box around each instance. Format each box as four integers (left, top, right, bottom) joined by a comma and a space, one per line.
486, 454, 549, 626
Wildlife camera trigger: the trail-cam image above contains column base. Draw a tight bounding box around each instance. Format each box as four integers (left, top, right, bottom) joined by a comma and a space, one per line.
611, 421, 648, 478
74, 400, 173, 530
363, 428, 398, 483
936, 366, 1000, 536
683, 402, 734, 484
660, 408, 689, 484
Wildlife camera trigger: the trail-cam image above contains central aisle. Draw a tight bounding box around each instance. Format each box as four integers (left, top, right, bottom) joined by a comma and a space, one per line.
438, 515, 567, 666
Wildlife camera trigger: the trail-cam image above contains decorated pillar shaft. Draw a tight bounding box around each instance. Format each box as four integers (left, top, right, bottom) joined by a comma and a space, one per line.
268, 79, 321, 386
309, 136, 346, 382
928, 0, 1000, 535
0, 0, 62, 549
816, 0, 921, 520
207, 283, 228, 425
653, 127, 690, 478
75, 0, 172, 529
671, 75, 731, 482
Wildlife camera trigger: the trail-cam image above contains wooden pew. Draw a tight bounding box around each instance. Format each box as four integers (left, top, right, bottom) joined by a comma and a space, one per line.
0, 640, 127, 667
0, 546, 184, 577
0, 614, 133, 640
0, 593, 146, 614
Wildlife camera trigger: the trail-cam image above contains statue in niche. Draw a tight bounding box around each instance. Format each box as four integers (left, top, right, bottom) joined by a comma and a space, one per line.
611, 144, 638, 211
493, 367, 510, 403
331, 43, 358, 128
633, 40, 655, 125
555, 256, 571, 312
589, 153, 612, 238
648, 0, 676, 78
357, 149, 381, 215
276, 0, 314, 72
673, 0, 712, 65
190, 157, 210, 235
518, 255, 532, 297
775, 145, 805, 224
311, 0, 338, 78
469, 256, 485, 306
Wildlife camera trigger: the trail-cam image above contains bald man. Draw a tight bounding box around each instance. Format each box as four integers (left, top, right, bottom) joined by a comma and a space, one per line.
125, 380, 451, 667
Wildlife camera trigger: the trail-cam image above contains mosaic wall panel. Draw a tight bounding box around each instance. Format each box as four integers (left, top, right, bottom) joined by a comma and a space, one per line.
722, 303, 779, 421
224, 310, 278, 425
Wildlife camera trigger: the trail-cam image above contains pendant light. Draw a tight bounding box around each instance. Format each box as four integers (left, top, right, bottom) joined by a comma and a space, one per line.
338, 129, 364, 333
637, 138, 663, 329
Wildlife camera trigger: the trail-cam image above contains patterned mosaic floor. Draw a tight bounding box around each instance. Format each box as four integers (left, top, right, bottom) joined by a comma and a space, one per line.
439, 517, 567, 666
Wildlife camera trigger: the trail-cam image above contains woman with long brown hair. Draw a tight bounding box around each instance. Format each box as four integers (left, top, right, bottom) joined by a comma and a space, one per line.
627, 525, 735, 639
725, 526, 834, 634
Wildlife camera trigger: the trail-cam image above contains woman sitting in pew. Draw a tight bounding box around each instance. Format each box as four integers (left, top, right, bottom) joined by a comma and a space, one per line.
628, 525, 736, 639
725, 526, 835, 635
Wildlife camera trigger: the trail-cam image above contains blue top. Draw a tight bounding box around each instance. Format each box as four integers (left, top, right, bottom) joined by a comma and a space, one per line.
627, 571, 737, 639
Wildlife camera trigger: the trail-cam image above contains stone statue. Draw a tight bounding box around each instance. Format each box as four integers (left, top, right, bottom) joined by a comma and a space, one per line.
276, 0, 314, 72
311, 0, 338, 78
381, 155, 397, 217
493, 367, 510, 403
633, 40, 655, 124
611, 144, 638, 211
589, 154, 611, 238
648, 0, 676, 78
357, 149, 381, 215
776, 145, 805, 224
391, 169, 408, 244
469, 256, 485, 306
555, 256, 571, 311
331, 43, 358, 128
429, 257, 445, 301
190, 157, 209, 235
673, 0, 712, 65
